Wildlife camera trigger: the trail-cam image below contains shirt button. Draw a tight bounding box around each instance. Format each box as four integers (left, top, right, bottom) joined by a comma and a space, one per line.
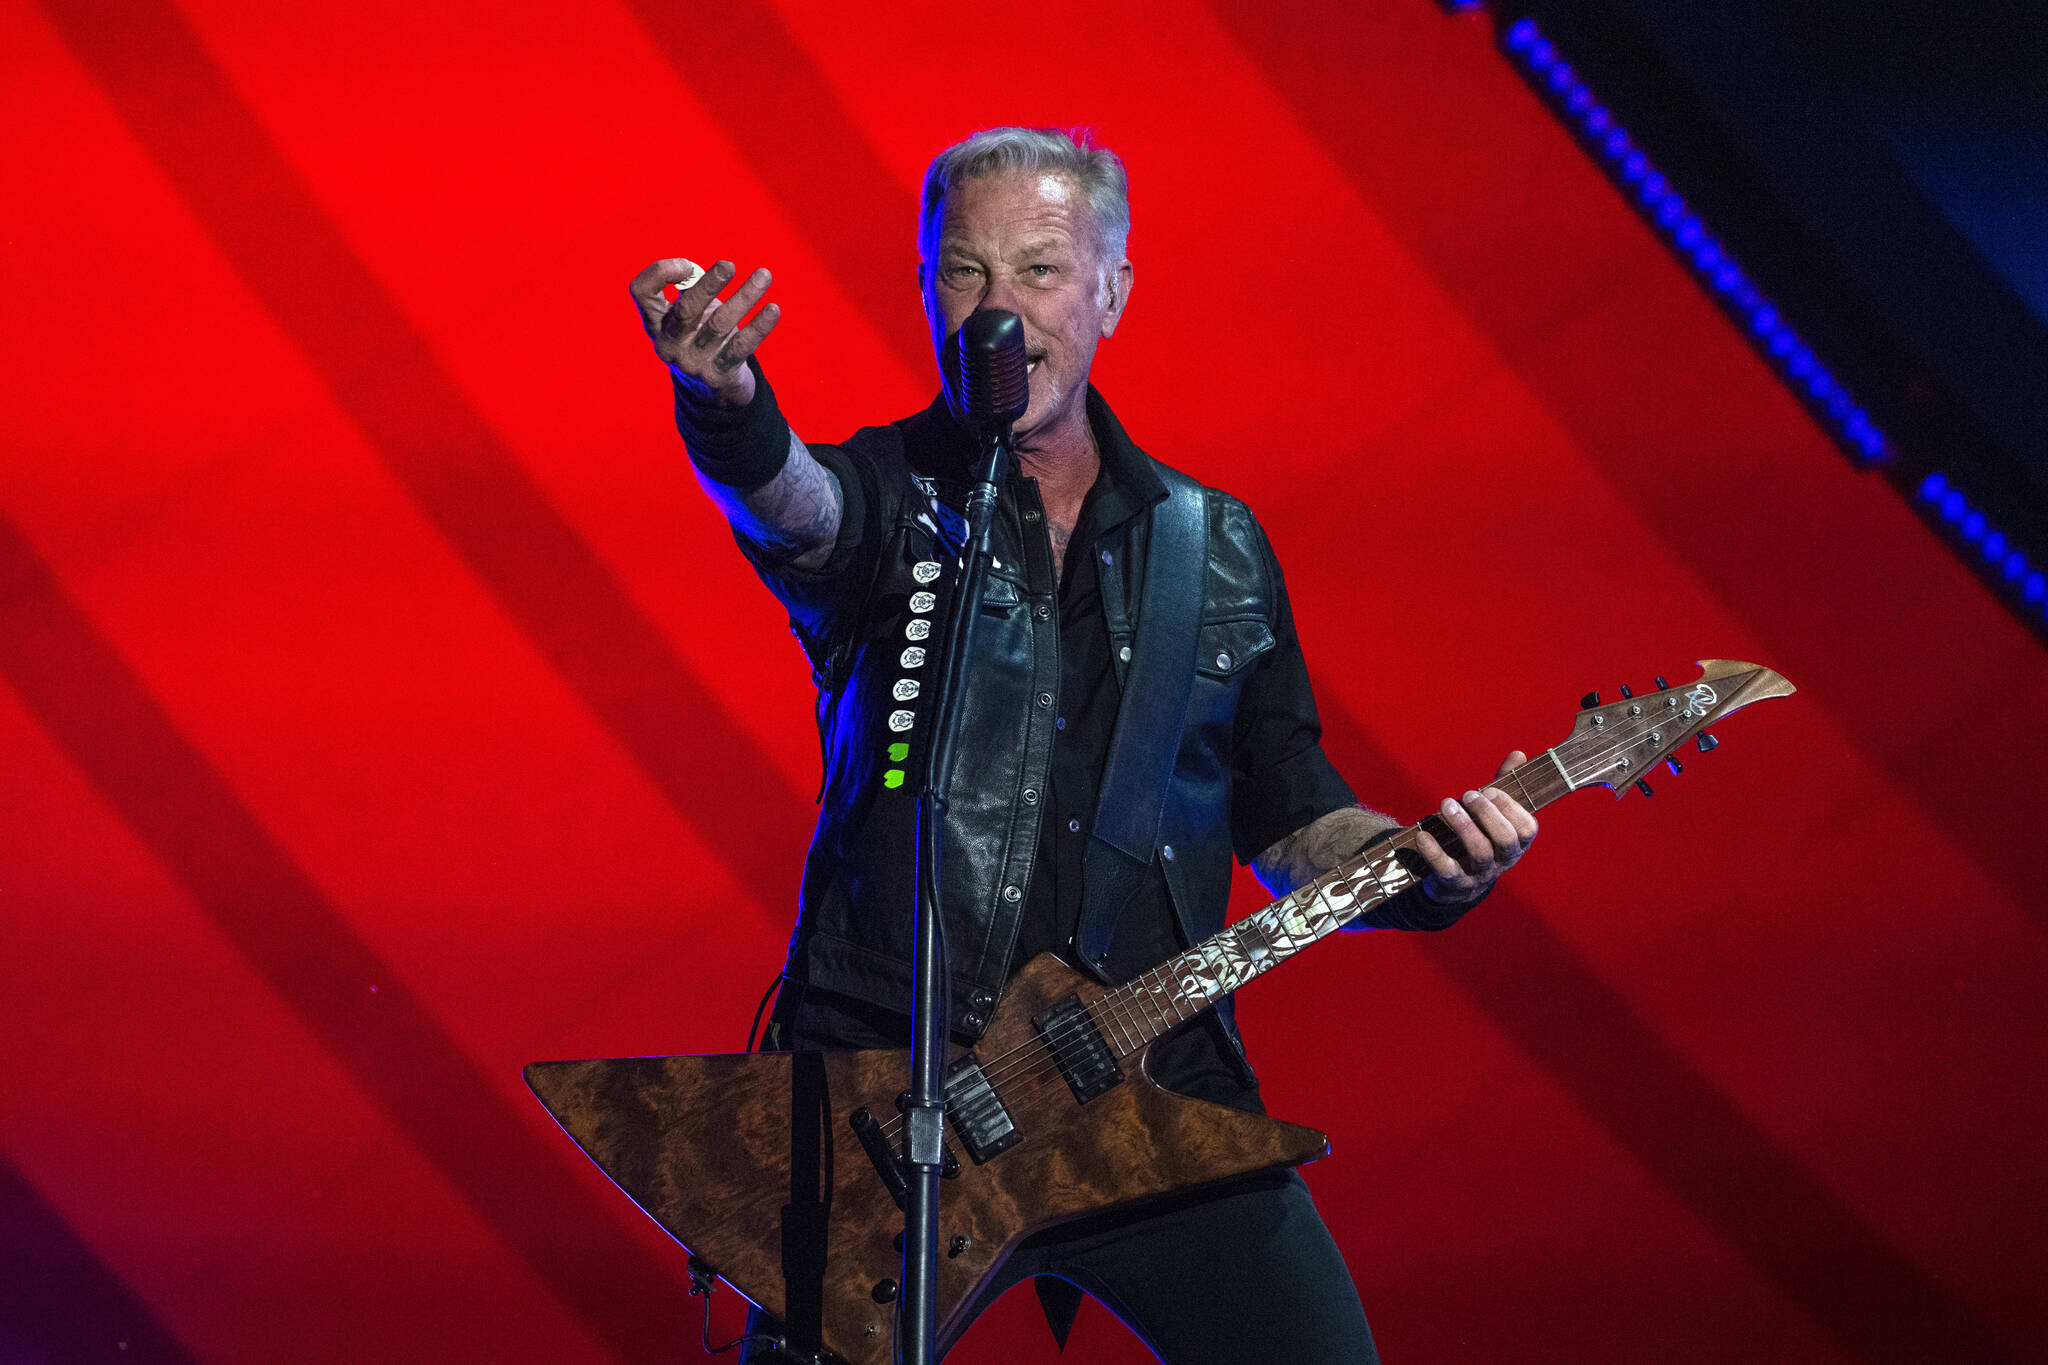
1100, 550, 1112, 565
1118, 645, 1132, 663
1002, 885, 1021, 903
1034, 604, 1051, 621
1036, 691, 1053, 708
1162, 844, 1175, 861
1055, 716, 1066, 730
1022, 788, 1039, 805
1068, 818, 1082, 834
1216, 651, 1232, 670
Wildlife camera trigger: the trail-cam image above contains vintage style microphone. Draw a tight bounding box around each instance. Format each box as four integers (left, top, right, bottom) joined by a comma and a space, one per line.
902, 309, 1028, 1365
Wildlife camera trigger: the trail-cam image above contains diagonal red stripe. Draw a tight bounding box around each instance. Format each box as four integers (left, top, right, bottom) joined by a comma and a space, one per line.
0, 1153, 201, 1364
34, 0, 811, 931
622, 0, 931, 380
1313, 697, 2022, 1365
0, 512, 689, 1363
1206, 0, 2048, 930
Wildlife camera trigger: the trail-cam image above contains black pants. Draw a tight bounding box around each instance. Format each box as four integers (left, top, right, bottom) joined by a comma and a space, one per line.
739, 1166, 1379, 1364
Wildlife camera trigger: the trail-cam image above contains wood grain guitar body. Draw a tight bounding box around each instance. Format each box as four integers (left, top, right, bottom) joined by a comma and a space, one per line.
527, 662, 1795, 1364
526, 952, 1328, 1365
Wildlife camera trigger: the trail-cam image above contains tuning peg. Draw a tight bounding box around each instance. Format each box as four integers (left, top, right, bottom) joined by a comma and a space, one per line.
1635, 779, 1654, 797
1696, 732, 1719, 753
1618, 683, 1635, 699
1654, 676, 1669, 689
1580, 691, 1600, 709
1665, 757, 1683, 776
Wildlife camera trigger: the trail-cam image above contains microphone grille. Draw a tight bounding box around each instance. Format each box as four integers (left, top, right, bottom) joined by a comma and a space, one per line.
958, 310, 1029, 427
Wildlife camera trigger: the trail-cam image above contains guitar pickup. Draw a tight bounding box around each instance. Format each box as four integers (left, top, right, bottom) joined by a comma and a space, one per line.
1034, 995, 1123, 1105
945, 1054, 1020, 1165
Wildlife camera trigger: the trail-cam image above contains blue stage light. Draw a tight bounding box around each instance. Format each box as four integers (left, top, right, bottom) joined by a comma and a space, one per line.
2026, 573, 2047, 604
1961, 511, 1986, 543
1941, 490, 1967, 521
1920, 471, 1947, 500
1982, 530, 2007, 560
2003, 550, 2027, 582
1501, 17, 1917, 486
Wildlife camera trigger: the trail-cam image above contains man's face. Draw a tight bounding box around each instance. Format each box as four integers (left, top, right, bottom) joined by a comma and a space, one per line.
922, 169, 1132, 441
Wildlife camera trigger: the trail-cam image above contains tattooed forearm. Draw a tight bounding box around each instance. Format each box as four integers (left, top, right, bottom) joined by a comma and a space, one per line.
698, 427, 844, 571
1252, 805, 1402, 897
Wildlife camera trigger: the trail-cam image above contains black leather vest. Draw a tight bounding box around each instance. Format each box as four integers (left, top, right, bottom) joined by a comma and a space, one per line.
771, 393, 1280, 1043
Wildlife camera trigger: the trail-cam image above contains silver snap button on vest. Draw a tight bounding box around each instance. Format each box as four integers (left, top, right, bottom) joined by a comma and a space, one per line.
1118, 645, 1132, 663
1216, 651, 1232, 670
1036, 691, 1053, 708
1161, 844, 1176, 861
1034, 604, 1050, 621
1022, 788, 1039, 805
1002, 885, 1021, 903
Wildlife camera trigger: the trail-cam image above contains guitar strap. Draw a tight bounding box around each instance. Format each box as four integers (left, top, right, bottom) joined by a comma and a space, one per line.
1075, 468, 1207, 976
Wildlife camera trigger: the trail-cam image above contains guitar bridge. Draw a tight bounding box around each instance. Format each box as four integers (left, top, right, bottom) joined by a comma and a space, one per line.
945, 1054, 1020, 1164
1034, 995, 1124, 1105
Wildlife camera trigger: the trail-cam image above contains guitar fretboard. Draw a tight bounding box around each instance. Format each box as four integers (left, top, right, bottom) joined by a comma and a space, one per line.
1079, 757, 1573, 1060
1070, 660, 1793, 1063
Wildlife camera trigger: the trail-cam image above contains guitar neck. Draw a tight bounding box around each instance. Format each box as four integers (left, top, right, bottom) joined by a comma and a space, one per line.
1085, 761, 1578, 1058
1080, 659, 1794, 1061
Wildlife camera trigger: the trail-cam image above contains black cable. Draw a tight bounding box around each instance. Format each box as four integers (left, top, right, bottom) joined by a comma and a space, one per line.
688, 1256, 796, 1359
745, 972, 783, 1053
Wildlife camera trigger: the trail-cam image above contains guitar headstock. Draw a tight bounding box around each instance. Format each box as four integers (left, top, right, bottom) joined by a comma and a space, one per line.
1554, 660, 1795, 799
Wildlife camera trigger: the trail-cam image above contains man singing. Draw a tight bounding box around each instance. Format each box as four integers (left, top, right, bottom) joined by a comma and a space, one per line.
628, 127, 1537, 1363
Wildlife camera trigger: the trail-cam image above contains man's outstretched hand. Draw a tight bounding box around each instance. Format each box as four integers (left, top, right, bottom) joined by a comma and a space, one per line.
628, 257, 780, 407
1413, 751, 1539, 906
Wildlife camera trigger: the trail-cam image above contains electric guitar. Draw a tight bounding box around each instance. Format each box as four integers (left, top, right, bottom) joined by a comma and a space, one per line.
526, 659, 1794, 1364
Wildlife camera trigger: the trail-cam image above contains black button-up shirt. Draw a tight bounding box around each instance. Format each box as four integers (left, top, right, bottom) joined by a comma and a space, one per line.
1010, 426, 1355, 1114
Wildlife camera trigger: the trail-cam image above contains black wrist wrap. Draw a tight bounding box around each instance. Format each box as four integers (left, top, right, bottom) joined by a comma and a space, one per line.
672, 357, 792, 492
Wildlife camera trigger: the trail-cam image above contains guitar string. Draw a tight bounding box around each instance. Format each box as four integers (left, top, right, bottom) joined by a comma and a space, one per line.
874, 721, 1671, 1145
874, 873, 1398, 1145
877, 741, 1659, 1148
873, 703, 1709, 1144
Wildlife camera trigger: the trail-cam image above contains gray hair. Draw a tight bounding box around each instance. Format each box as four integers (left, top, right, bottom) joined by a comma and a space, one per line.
919, 127, 1131, 266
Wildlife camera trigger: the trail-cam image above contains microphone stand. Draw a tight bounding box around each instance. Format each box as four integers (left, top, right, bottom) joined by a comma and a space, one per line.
901, 409, 1014, 1365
